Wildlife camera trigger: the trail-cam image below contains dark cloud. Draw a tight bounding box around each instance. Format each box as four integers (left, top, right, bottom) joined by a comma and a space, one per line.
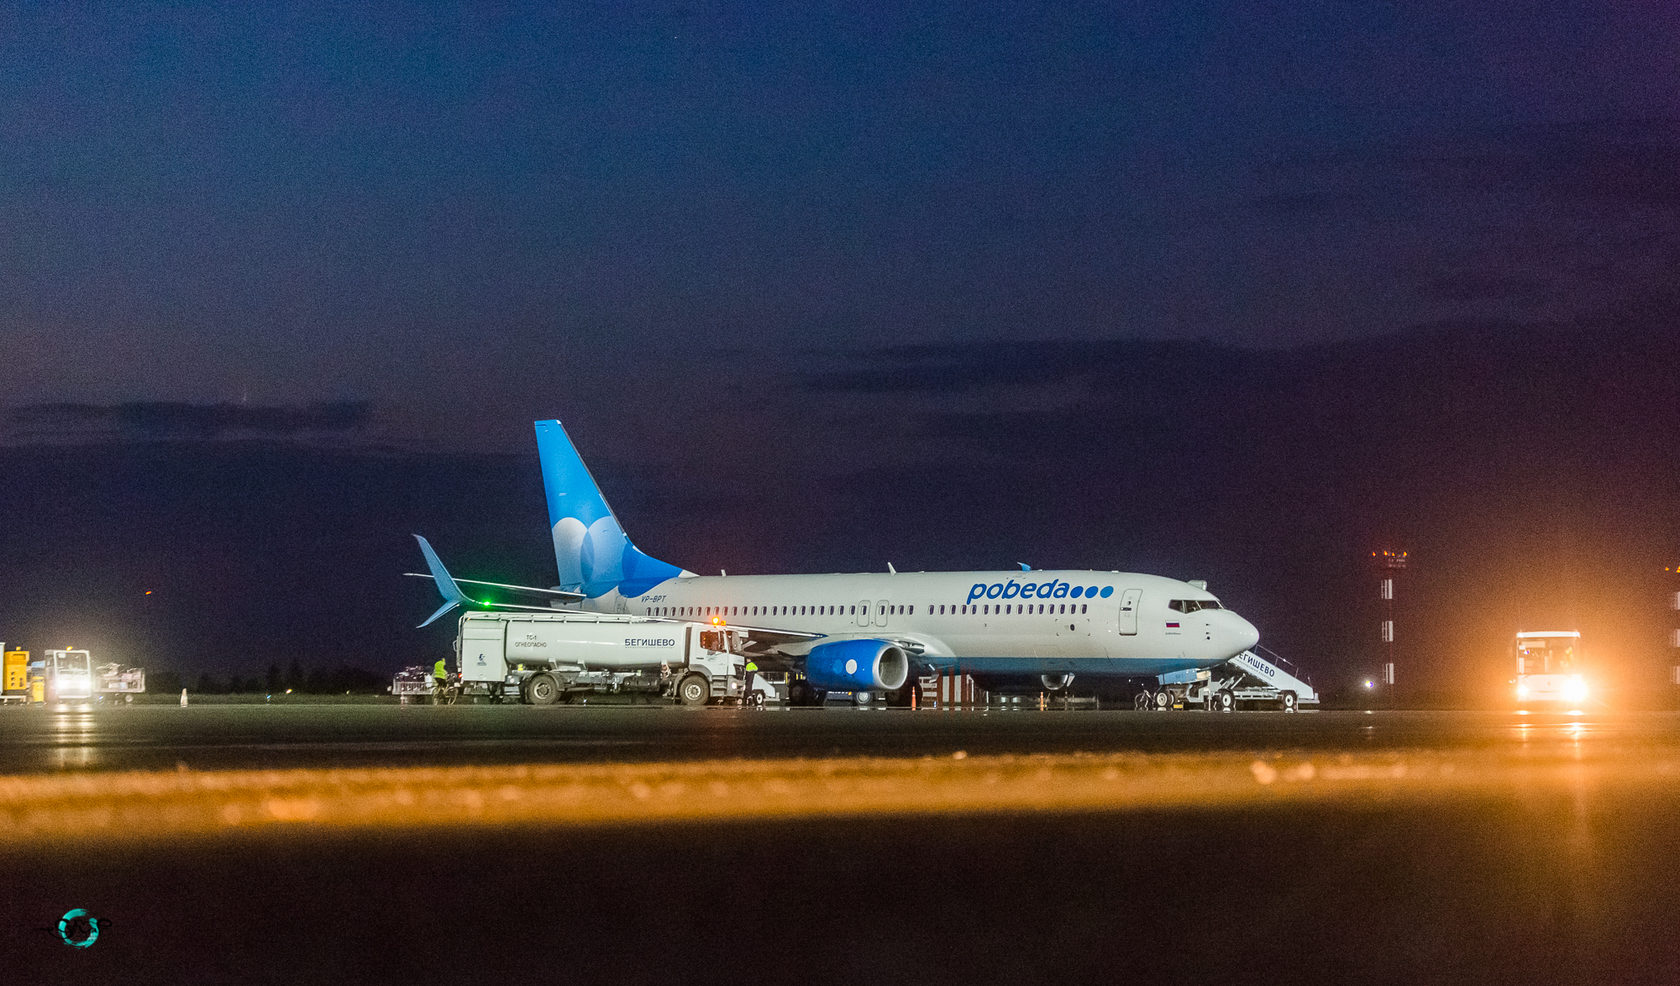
4, 401, 374, 445
800, 339, 1252, 396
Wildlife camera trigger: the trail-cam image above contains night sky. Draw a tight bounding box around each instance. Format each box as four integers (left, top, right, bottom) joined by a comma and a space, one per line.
4, 3, 1679, 696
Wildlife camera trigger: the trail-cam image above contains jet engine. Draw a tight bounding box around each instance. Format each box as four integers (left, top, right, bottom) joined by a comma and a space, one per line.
805, 639, 909, 693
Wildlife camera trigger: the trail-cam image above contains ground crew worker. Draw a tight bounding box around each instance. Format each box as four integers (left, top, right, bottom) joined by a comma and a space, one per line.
433, 658, 448, 704
740, 658, 759, 707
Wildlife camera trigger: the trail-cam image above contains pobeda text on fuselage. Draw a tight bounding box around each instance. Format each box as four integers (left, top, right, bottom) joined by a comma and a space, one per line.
416, 420, 1260, 701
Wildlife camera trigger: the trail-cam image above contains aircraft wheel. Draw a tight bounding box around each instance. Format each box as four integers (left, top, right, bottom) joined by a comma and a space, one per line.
677, 673, 710, 707
1280, 691, 1298, 713
526, 673, 560, 706
1153, 690, 1172, 711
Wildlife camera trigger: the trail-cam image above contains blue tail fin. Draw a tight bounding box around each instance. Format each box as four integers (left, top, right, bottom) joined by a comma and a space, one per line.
534, 420, 687, 599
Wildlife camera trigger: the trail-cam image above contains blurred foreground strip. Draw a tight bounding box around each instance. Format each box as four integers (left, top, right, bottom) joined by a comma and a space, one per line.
0, 750, 1664, 846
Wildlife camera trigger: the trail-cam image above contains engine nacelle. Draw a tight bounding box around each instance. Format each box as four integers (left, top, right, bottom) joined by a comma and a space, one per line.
805, 639, 910, 693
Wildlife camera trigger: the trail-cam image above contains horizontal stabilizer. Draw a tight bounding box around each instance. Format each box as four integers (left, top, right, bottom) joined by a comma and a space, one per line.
402, 573, 584, 603
410, 535, 584, 629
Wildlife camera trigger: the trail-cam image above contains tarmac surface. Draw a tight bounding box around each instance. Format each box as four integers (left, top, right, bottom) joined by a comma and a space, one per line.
0, 701, 1655, 772
5, 704, 1680, 985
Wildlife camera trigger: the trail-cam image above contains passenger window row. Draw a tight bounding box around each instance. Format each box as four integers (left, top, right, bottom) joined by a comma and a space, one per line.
646, 603, 1090, 618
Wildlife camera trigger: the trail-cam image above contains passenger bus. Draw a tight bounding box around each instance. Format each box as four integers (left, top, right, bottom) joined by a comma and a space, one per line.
1512, 630, 1588, 708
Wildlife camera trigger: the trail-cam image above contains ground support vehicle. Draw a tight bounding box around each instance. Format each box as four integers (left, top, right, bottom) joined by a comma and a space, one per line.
2, 647, 28, 705
95, 662, 146, 701
1135, 647, 1319, 713
390, 667, 462, 704
3, 649, 146, 705
452, 612, 779, 706
38, 650, 95, 704
391, 666, 434, 703
1512, 630, 1588, 708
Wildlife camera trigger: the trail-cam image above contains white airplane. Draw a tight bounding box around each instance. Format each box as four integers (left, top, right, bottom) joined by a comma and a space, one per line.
416, 419, 1259, 705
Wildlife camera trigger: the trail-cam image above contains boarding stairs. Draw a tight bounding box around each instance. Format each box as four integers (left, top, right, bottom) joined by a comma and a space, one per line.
1225, 647, 1319, 705
1142, 645, 1319, 712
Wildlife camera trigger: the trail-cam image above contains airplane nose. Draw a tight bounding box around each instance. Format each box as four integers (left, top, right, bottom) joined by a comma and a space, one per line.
1234, 614, 1259, 652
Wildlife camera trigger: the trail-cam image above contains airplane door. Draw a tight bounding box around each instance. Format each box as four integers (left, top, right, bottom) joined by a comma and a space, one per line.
857, 600, 870, 627
1118, 589, 1141, 635
875, 599, 890, 628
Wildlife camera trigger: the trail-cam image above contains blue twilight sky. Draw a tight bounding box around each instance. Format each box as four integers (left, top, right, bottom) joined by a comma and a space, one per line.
3, 2, 1678, 450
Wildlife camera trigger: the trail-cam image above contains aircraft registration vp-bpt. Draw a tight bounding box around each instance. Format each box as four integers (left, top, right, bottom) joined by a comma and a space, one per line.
415, 419, 1260, 705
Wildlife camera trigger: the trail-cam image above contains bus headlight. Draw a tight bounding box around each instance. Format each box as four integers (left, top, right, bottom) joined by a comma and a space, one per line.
1516, 682, 1529, 699
1563, 676, 1588, 703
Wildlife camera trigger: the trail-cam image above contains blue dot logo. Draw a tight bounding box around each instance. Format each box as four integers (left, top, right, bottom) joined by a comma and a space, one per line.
1070, 586, 1084, 598
1099, 586, 1114, 598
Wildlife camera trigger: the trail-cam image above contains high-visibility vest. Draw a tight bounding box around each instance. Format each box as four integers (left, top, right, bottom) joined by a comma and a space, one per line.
433, 660, 447, 680
745, 661, 758, 673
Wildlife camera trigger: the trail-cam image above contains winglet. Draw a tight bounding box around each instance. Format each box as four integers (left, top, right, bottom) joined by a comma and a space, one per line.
414, 534, 470, 628
1018, 562, 1032, 572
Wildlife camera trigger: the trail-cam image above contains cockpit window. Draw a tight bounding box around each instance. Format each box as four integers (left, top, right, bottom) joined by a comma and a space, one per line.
1168, 599, 1224, 613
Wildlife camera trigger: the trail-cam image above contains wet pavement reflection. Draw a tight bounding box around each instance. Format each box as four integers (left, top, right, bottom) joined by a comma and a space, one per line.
2, 704, 1672, 774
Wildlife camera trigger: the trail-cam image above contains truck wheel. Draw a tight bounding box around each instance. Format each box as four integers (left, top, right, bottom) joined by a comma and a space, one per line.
1217, 690, 1235, 713
526, 673, 560, 706
1280, 691, 1298, 713
1153, 690, 1172, 711
677, 673, 710, 707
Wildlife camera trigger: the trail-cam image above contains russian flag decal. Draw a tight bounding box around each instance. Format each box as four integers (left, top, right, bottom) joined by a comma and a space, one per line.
1165, 621, 1180, 628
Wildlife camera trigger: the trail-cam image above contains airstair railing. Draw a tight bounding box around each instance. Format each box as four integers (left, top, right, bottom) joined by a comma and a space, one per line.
1251, 644, 1313, 688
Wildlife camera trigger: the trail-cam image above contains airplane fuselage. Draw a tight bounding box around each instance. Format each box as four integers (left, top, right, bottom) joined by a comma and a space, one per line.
574, 569, 1259, 680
